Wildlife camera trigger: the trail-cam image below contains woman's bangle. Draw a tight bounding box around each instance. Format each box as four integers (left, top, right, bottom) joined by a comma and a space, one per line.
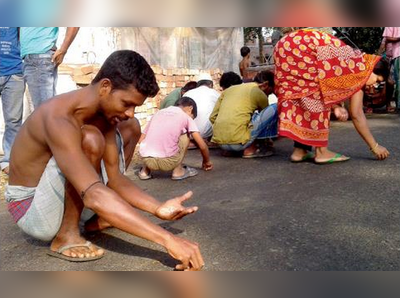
370, 143, 379, 153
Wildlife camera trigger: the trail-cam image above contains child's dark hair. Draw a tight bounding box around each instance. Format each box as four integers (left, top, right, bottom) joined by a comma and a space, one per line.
220, 71, 242, 90
92, 50, 159, 97
253, 70, 275, 88
181, 81, 197, 93
240, 46, 251, 58
175, 96, 198, 119
373, 57, 390, 80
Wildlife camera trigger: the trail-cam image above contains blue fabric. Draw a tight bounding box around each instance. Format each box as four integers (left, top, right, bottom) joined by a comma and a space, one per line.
20, 27, 59, 58
0, 1, 22, 26
0, 27, 23, 76
0, 74, 25, 170
20, 0, 60, 26
220, 104, 278, 152
23, 50, 58, 108
392, 57, 400, 109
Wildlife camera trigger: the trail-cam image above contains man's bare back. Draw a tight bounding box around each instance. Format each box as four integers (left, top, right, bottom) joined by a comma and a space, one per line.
239, 46, 252, 81
239, 58, 251, 80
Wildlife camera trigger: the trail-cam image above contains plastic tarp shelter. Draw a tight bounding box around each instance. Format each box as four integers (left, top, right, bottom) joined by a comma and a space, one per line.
118, 27, 243, 72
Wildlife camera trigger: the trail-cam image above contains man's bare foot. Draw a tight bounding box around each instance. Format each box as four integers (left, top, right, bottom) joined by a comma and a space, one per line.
85, 215, 112, 233
50, 234, 105, 260
242, 143, 257, 157
172, 164, 186, 177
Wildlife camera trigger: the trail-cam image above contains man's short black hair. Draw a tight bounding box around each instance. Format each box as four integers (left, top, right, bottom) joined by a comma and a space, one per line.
220, 71, 242, 90
175, 96, 198, 119
92, 50, 159, 97
197, 80, 213, 88
253, 70, 275, 88
240, 46, 251, 58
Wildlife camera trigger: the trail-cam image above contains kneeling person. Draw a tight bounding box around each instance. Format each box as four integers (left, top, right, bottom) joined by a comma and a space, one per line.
138, 97, 213, 180
210, 70, 278, 158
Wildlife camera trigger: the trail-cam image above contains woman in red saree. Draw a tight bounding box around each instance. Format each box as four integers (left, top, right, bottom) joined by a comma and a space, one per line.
274, 29, 390, 163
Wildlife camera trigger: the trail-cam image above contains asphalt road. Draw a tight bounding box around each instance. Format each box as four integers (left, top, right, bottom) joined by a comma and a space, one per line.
1, 114, 399, 271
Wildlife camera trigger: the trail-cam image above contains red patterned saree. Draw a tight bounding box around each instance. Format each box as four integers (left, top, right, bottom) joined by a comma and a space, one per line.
274, 29, 380, 147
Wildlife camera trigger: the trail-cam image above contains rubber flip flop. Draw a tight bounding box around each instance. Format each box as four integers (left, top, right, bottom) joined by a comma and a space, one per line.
314, 153, 350, 165
171, 166, 198, 180
290, 152, 315, 163
47, 241, 104, 262
242, 148, 274, 159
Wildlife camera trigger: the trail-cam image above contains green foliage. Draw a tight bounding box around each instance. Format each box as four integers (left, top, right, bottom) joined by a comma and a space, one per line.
243, 27, 265, 63
335, 27, 384, 54
247, 27, 383, 55
244, 27, 263, 43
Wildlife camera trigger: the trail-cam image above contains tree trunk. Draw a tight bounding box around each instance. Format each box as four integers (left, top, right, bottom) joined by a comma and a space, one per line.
258, 32, 264, 64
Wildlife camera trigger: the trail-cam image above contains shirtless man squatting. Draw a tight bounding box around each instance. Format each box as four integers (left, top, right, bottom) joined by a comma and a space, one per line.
5, 50, 204, 271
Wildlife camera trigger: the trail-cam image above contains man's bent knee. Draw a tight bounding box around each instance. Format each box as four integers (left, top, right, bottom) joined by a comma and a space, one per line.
118, 118, 141, 145
17, 220, 59, 242
81, 125, 106, 161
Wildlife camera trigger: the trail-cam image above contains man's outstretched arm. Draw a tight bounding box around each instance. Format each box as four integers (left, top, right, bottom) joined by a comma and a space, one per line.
84, 184, 204, 270
103, 129, 199, 220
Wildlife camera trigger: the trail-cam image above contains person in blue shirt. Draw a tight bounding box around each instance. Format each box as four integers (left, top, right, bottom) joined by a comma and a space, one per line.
0, 27, 25, 175
20, 27, 79, 108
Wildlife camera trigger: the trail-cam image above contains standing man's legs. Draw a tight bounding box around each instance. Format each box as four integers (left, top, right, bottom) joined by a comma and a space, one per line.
392, 57, 400, 111
0, 74, 25, 174
23, 50, 58, 109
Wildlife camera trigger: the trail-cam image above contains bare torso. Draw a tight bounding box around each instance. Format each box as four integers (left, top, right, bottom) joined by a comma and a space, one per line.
239, 58, 251, 80
9, 88, 110, 187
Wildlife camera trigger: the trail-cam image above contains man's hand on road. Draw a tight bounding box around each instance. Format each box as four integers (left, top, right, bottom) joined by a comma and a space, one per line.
165, 235, 204, 271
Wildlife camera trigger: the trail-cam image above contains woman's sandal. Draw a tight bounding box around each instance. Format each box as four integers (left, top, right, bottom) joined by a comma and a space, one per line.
314, 153, 350, 165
